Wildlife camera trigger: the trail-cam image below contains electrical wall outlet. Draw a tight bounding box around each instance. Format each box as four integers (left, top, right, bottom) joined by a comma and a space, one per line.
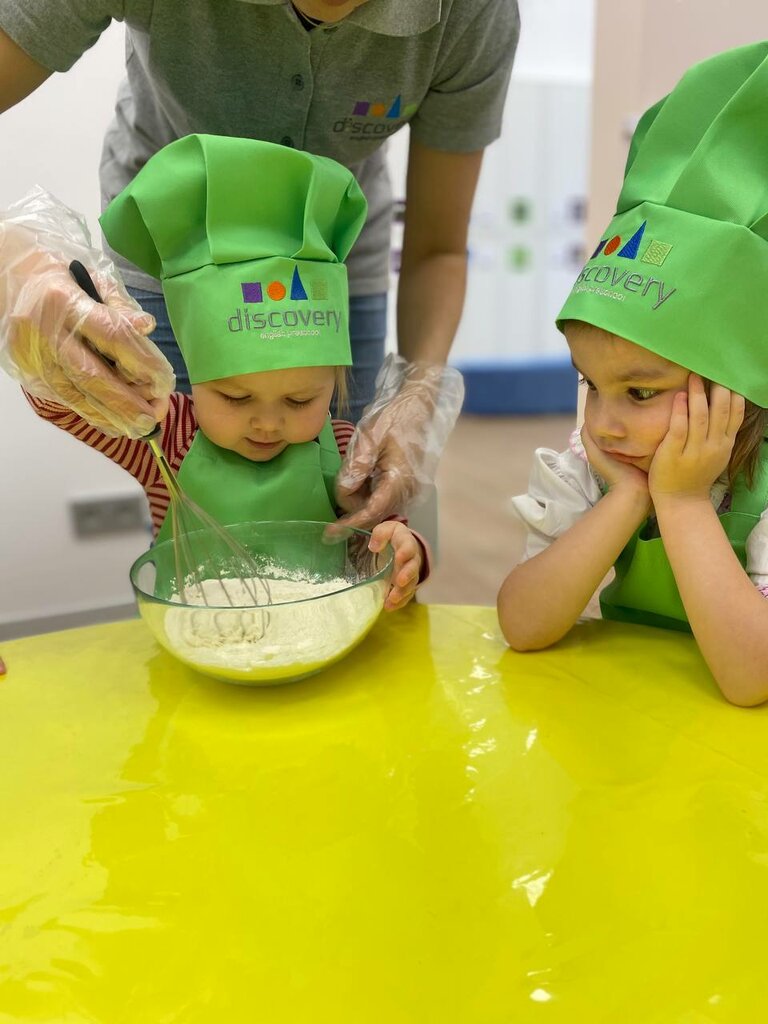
70, 495, 147, 538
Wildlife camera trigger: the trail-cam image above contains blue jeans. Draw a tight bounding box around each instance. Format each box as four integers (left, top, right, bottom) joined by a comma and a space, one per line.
128, 288, 388, 425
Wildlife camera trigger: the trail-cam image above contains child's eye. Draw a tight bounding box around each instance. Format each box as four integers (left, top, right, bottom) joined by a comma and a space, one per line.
286, 397, 313, 408
629, 387, 659, 401
578, 375, 596, 391
220, 393, 250, 404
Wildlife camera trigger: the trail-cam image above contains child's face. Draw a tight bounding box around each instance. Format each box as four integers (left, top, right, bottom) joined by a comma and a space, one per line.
567, 324, 690, 473
192, 365, 336, 462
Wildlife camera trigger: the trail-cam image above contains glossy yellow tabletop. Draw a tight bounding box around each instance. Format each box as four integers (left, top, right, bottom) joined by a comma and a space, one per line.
2, 606, 768, 1023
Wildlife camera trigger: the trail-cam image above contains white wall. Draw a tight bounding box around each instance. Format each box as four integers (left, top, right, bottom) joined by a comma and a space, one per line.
387, 0, 596, 362
587, 0, 768, 258
0, 24, 148, 635
387, 0, 595, 193
514, 0, 594, 81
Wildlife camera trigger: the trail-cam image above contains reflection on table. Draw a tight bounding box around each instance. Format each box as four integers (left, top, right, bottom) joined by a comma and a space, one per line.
1, 605, 767, 1022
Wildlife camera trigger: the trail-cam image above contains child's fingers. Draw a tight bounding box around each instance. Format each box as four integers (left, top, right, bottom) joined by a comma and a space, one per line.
393, 551, 420, 588
665, 389, 689, 447
385, 585, 416, 611
386, 593, 416, 612
726, 390, 746, 439
392, 533, 418, 566
371, 522, 417, 567
368, 520, 422, 590
368, 520, 398, 552
369, 522, 422, 609
707, 382, 735, 440
385, 540, 422, 610
385, 557, 421, 610
685, 374, 708, 447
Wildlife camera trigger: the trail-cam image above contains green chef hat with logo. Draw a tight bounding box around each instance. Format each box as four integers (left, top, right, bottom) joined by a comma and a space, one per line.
557, 41, 768, 406
100, 134, 367, 384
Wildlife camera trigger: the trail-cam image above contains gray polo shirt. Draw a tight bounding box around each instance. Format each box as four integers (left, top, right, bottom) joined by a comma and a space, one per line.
1, 0, 519, 295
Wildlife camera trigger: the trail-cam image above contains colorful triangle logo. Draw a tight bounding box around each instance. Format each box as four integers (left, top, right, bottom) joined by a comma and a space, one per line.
290, 267, 308, 300
617, 221, 647, 259
387, 95, 402, 118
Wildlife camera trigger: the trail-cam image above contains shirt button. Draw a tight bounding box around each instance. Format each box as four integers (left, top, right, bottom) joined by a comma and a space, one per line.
292, 73, 305, 90
281, 135, 295, 147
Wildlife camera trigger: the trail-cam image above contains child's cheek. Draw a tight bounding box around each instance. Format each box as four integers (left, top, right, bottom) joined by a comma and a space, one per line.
299, 406, 332, 442
660, 395, 680, 435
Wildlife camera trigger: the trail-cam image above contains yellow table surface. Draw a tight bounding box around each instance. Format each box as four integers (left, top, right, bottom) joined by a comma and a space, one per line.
2, 605, 768, 1023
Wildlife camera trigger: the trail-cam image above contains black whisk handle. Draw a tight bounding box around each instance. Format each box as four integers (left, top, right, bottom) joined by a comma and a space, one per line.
69, 260, 104, 303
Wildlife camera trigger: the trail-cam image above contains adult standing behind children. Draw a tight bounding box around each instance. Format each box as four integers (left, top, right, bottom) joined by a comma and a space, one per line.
0, 0, 520, 527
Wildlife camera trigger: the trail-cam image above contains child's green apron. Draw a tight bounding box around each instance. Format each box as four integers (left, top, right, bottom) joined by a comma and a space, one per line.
156, 417, 341, 545
600, 445, 768, 633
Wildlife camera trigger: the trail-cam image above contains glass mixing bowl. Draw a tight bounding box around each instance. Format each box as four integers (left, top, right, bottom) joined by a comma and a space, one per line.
130, 520, 394, 686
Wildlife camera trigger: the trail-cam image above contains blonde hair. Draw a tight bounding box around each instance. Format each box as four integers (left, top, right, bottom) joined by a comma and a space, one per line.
564, 319, 767, 488
333, 365, 349, 416
727, 400, 768, 488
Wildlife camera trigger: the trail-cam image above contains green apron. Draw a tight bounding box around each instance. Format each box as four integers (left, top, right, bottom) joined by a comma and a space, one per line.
156, 417, 340, 545
600, 445, 768, 632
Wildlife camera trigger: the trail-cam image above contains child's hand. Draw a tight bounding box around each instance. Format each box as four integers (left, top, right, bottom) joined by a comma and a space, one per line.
649, 374, 744, 505
580, 423, 651, 506
368, 521, 423, 611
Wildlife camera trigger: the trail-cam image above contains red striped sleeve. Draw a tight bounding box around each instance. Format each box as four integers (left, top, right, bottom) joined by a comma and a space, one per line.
21, 400, 430, 580
332, 418, 355, 459
146, 394, 197, 533
165, 393, 197, 472
23, 392, 156, 481
23, 390, 198, 536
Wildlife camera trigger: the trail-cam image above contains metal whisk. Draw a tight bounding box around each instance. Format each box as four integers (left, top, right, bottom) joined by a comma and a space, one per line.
144, 428, 272, 610
69, 260, 272, 612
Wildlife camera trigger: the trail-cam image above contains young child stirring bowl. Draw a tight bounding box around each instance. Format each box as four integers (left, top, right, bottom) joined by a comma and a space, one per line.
17, 135, 428, 611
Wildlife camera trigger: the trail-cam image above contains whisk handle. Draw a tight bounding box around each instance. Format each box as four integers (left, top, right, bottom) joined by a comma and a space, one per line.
68, 260, 120, 374
69, 259, 104, 303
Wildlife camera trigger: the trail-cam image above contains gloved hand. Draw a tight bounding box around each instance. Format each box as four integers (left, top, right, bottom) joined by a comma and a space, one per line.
336, 353, 465, 529
0, 187, 175, 438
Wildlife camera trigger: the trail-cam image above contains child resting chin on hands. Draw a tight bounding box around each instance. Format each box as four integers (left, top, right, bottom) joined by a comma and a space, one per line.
498, 43, 768, 706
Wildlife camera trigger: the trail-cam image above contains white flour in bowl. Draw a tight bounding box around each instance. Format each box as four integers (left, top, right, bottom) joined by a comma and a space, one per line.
161, 574, 383, 679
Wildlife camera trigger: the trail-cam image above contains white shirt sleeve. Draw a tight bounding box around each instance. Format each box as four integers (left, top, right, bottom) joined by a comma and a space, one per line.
511, 431, 768, 594
746, 508, 768, 591
510, 440, 603, 562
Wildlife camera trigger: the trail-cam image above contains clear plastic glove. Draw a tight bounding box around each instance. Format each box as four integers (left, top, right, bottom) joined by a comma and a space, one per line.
335, 353, 465, 528
0, 187, 174, 438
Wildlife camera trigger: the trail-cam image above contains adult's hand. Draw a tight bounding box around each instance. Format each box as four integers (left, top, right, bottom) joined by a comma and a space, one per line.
0, 188, 174, 437
335, 354, 464, 529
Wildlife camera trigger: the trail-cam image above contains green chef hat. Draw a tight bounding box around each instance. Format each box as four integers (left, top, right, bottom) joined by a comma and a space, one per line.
100, 135, 367, 384
557, 41, 768, 406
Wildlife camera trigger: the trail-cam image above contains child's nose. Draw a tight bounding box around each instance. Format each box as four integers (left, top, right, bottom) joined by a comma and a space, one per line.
592, 400, 626, 440
249, 408, 282, 433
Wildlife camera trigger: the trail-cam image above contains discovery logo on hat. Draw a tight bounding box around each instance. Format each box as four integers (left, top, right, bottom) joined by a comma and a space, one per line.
229, 266, 344, 340
573, 218, 677, 311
